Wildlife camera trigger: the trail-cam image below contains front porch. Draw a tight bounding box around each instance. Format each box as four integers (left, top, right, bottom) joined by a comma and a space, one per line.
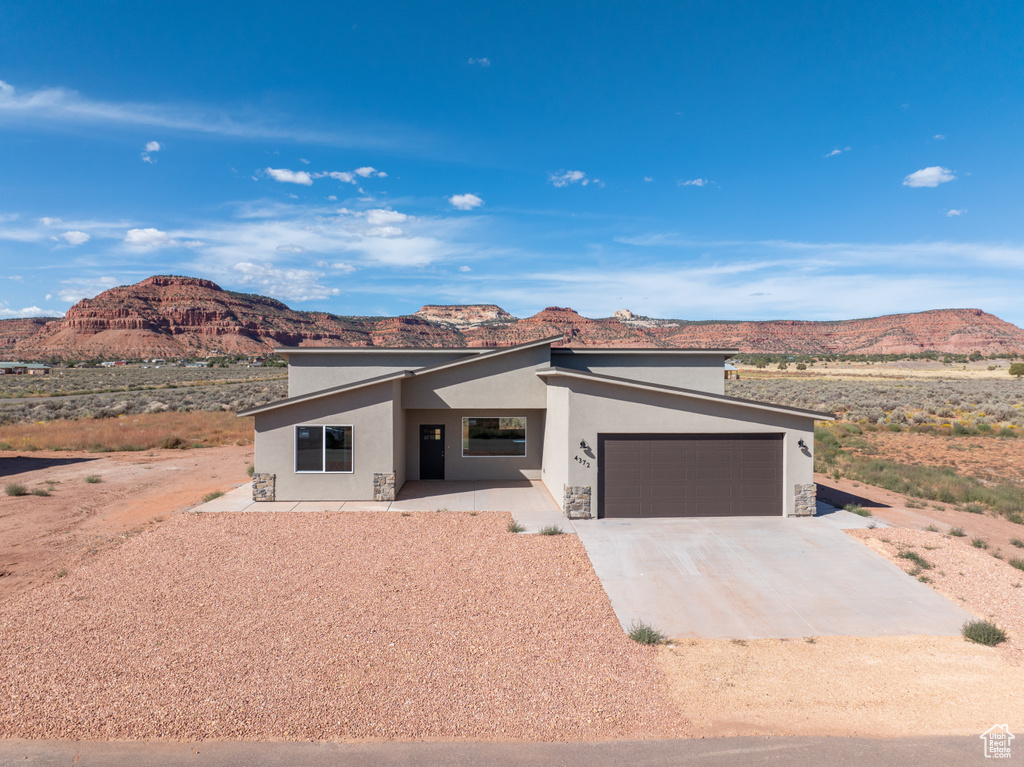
199, 479, 569, 533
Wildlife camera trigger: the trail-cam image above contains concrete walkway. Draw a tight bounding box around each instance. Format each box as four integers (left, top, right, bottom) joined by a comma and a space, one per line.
573, 514, 974, 640
196, 480, 569, 534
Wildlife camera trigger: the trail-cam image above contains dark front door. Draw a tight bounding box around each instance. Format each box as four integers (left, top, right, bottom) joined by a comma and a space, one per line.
419, 424, 445, 480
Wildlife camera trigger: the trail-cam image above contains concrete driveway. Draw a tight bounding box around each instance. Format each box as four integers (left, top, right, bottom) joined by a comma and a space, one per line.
573, 515, 975, 639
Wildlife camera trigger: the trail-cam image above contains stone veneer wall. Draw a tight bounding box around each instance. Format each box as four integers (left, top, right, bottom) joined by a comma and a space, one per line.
563, 485, 592, 519
373, 472, 396, 502
793, 483, 816, 516
253, 473, 276, 502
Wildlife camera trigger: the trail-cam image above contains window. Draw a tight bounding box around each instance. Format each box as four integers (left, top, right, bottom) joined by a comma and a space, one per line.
462, 416, 526, 457
295, 425, 353, 472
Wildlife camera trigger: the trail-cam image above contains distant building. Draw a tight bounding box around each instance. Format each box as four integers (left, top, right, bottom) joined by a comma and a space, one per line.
0, 362, 51, 375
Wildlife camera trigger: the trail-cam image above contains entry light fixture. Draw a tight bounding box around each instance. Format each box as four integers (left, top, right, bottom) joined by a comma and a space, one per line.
579, 439, 591, 451
798, 439, 807, 449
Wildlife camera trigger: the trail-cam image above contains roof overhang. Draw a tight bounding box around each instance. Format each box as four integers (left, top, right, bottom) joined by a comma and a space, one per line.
550, 347, 738, 355
536, 366, 835, 420
240, 335, 565, 417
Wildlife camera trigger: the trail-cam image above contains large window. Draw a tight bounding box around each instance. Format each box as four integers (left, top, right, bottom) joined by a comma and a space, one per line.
462, 417, 526, 457
295, 425, 353, 472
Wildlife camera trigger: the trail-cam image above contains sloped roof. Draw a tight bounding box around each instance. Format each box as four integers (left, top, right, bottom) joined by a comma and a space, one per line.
536, 366, 835, 420
238, 335, 563, 417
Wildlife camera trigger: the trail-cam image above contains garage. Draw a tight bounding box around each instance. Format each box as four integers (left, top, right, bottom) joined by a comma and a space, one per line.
598, 433, 783, 518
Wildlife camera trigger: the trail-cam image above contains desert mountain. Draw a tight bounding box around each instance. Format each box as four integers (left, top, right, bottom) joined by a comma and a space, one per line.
3, 275, 1023, 360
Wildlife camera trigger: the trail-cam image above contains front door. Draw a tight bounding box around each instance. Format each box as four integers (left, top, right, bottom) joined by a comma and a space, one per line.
419, 424, 445, 480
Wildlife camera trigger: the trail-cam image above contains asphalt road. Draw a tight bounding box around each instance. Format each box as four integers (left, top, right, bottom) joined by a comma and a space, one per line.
0, 736, 1011, 766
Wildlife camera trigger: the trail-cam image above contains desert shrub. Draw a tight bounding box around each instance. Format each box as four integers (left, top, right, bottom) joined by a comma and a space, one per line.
538, 524, 564, 536
1008, 558, 1024, 572
971, 537, 989, 549
30, 487, 50, 497
1010, 537, 1024, 548
506, 518, 526, 533
962, 619, 1007, 646
4, 483, 28, 496
844, 504, 872, 517
84, 474, 101, 484
202, 490, 225, 503
898, 550, 932, 569
627, 620, 667, 645
948, 527, 966, 537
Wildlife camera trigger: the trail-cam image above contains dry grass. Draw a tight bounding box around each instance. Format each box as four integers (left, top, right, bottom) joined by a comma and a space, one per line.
0, 411, 253, 452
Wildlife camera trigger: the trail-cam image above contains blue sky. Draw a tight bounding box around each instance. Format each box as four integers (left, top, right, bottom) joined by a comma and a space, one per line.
2, 1, 1023, 325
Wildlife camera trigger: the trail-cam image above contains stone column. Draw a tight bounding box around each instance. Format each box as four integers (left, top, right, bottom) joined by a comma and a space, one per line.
563, 485, 592, 519
793, 483, 816, 516
253, 473, 276, 502
373, 472, 396, 502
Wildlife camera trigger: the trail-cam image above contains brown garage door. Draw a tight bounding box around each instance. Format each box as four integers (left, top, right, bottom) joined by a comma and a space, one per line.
599, 434, 783, 518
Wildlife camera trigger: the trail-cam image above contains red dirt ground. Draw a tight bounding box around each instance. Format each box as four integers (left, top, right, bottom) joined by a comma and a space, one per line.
816, 473, 1024, 553
0, 445, 251, 602
848, 431, 1024, 484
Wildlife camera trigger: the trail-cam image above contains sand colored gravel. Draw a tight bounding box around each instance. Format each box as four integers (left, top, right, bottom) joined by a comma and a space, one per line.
0, 512, 684, 742
657, 635, 1024, 737
851, 527, 1024, 664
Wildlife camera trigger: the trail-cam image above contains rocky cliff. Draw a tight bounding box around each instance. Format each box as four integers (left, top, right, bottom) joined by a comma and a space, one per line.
3, 276, 1022, 359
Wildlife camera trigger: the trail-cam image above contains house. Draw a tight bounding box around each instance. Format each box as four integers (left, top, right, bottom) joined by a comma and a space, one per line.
239, 337, 833, 519
0, 362, 50, 375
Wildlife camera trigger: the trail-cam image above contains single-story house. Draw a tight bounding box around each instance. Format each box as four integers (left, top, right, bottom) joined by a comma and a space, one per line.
239, 336, 833, 519
0, 362, 50, 375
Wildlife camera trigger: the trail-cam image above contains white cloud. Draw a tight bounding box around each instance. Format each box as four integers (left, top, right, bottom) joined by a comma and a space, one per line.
458, 265, 472, 272
125, 227, 174, 247
232, 262, 341, 301
265, 167, 314, 186
354, 166, 386, 178
643, 176, 653, 182
903, 166, 956, 188
934, 134, 946, 140
678, 178, 708, 187
825, 146, 851, 157
57, 276, 120, 303
366, 226, 404, 238
276, 244, 306, 253
38, 217, 61, 226
946, 209, 967, 217
0, 78, 404, 150
145, 141, 161, 152
0, 303, 61, 319
365, 209, 409, 226
59, 230, 90, 245
467, 57, 491, 67
331, 262, 356, 273
549, 170, 592, 187
299, 158, 310, 164
316, 171, 355, 183
449, 193, 483, 210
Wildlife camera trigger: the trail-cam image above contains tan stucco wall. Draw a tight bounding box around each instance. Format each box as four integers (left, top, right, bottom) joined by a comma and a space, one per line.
253, 381, 396, 501
402, 344, 550, 409
404, 408, 545, 481
286, 350, 473, 396
550, 352, 728, 394
540, 381, 570, 507
551, 377, 816, 517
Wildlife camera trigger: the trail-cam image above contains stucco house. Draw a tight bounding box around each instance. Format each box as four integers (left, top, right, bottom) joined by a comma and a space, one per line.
239, 337, 832, 519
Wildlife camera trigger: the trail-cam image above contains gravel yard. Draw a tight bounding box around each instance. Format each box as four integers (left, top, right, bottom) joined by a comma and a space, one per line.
0, 512, 684, 742
851, 527, 1024, 664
